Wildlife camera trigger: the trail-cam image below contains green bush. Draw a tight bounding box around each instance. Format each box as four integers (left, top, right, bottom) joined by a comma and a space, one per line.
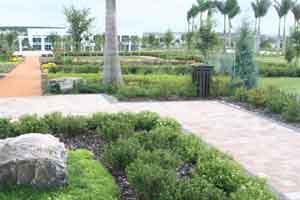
95, 113, 137, 142
197, 155, 248, 195
15, 115, 49, 134
104, 137, 144, 170
56, 115, 88, 136
136, 149, 182, 170
135, 111, 160, 131
247, 88, 267, 108
42, 112, 65, 135
0, 118, 15, 138
282, 95, 300, 122
233, 87, 248, 102
265, 86, 287, 114
126, 160, 177, 200
178, 176, 226, 200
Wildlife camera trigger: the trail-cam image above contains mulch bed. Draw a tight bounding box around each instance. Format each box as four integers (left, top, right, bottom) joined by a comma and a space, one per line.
60, 135, 138, 200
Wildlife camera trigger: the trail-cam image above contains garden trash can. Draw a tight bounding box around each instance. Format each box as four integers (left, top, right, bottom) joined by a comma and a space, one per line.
192, 64, 214, 97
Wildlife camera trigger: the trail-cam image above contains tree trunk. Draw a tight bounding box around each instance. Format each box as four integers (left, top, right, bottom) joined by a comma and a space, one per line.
254, 18, 257, 34
277, 18, 281, 51
256, 17, 261, 53
103, 0, 123, 86
223, 14, 227, 52
283, 15, 287, 54
200, 13, 203, 28
229, 18, 232, 50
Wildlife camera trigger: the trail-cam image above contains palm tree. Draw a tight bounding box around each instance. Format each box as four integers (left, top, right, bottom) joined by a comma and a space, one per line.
216, 0, 240, 51
291, 1, 300, 28
274, 2, 285, 50
228, 4, 241, 48
187, 5, 199, 32
196, 0, 209, 28
103, 0, 123, 86
251, 0, 272, 52
274, 0, 293, 52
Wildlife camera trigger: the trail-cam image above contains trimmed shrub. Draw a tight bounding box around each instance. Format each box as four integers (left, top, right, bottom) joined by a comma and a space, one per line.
134, 111, 160, 131
247, 88, 267, 108
126, 160, 177, 200
282, 95, 300, 122
104, 137, 144, 170
15, 115, 49, 134
0, 118, 15, 138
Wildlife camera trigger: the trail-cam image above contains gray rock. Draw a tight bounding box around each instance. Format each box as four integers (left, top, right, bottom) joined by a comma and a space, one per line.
48, 78, 85, 92
0, 134, 68, 189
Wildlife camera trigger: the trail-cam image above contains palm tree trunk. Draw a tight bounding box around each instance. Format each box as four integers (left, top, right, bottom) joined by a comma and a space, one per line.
254, 18, 257, 34
200, 13, 203, 28
256, 17, 261, 53
283, 15, 287, 53
229, 18, 232, 50
103, 0, 123, 86
277, 18, 281, 51
223, 14, 227, 52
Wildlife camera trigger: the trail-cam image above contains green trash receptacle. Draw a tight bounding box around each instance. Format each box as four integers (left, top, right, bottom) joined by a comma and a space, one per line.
192, 64, 214, 97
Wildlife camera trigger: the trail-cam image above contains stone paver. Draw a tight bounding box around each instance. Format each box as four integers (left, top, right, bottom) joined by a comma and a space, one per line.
0, 95, 299, 199
0, 56, 42, 97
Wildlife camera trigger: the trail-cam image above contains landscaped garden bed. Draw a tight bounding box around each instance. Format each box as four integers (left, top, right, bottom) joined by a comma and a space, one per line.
0, 112, 278, 200
0, 149, 120, 200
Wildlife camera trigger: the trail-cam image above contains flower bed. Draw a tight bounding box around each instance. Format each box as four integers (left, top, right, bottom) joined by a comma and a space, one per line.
0, 112, 277, 200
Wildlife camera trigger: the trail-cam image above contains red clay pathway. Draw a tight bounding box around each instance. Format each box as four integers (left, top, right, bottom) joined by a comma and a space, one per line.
0, 56, 42, 97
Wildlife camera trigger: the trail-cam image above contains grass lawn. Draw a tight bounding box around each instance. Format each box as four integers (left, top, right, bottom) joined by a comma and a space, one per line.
66, 56, 163, 63
0, 150, 120, 200
260, 77, 300, 94
256, 56, 287, 65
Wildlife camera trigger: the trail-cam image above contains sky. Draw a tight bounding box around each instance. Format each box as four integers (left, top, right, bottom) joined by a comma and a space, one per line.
0, 0, 296, 36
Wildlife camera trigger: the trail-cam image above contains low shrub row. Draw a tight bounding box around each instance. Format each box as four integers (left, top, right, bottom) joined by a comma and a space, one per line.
210, 76, 300, 122
260, 65, 300, 77
55, 51, 202, 62
48, 64, 193, 75
47, 74, 197, 99
47, 62, 300, 77
0, 112, 277, 200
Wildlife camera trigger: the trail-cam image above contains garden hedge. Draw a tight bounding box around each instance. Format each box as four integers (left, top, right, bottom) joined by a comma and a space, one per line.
0, 112, 277, 200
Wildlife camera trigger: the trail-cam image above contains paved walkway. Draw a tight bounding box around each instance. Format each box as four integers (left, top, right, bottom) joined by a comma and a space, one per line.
0, 95, 299, 200
0, 56, 42, 97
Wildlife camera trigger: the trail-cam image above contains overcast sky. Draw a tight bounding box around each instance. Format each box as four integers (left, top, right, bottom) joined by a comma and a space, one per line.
0, 0, 295, 36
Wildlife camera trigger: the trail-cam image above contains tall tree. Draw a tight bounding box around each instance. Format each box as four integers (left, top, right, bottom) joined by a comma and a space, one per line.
196, 0, 209, 28
188, 5, 199, 32
291, 1, 300, 28
5, 32, 17, 52
274, 0, 293, 53
164, 30, 174, 49
64, 6, 94, 52
103, 0, 123, 86
228, 4, 241, 48
274, 1, 285, 50
234, 22, 258, 89
216, 0, 240, 51
251, 0, 272, 52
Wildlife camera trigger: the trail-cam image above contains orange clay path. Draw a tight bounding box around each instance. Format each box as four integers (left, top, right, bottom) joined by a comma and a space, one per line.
0, 56, 42, 97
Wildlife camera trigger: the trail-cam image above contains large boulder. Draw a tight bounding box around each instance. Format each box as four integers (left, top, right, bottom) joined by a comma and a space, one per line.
0, 134, 68, 189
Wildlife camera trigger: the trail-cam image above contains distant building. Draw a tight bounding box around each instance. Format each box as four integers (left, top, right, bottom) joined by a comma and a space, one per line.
0, 26, 67, 52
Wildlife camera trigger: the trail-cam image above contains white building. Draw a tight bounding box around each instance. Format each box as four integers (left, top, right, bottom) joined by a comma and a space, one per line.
0, 26, 67, 54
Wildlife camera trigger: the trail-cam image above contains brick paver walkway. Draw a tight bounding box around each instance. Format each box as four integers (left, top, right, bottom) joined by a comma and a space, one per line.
0, 56, 42, 97
0, 95, 299, 200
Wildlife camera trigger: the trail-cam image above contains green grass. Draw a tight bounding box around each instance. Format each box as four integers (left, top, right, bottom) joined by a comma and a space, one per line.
0, 63, 16, 73
260, 77, 300, 94
256, 56, 287, 65
0, 150, 120, 200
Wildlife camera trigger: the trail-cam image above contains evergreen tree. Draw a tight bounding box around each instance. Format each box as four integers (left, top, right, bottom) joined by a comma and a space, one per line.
233, 22, 258, 89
